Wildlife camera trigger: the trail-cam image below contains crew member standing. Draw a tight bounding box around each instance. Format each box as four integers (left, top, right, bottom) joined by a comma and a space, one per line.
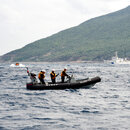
38, 70, 46, 84
61, 67, 69, 83
50, 69, 59, 83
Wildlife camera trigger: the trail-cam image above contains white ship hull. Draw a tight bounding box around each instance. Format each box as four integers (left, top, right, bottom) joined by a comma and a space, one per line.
104, 52, 130, 64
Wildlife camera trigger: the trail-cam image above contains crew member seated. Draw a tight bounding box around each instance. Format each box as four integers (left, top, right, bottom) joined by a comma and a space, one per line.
27, 69, 37, 83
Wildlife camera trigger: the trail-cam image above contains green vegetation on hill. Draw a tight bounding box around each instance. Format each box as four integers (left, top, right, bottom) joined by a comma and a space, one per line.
1, 6, 130, 62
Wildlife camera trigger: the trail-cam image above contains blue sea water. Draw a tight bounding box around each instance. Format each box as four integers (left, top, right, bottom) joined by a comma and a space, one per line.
0, 62, 130, 130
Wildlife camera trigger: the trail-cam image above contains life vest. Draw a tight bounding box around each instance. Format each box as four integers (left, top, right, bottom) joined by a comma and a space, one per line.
50, 72, 56, 79
38, 72, 45, 79
61, 70, 66, 77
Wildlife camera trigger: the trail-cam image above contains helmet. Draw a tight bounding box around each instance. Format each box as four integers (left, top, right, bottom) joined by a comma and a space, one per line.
42, 69, 46, 72
52, 69, 55, 71
64, 67, 67, 70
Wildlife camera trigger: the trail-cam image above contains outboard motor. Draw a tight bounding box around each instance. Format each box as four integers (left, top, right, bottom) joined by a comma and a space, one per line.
70, 75, 76, 83
67, 75, 76, 83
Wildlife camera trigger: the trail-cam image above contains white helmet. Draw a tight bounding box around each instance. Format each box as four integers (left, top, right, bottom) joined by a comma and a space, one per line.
52, 69, 55, 71
42, 69, 46, 72
64, 67, 67, 70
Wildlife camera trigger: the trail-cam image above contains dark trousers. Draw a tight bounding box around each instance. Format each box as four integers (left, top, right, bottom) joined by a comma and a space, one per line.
51, 79, 56, 84
39, 78, 45, 84
61, 76, 65, 83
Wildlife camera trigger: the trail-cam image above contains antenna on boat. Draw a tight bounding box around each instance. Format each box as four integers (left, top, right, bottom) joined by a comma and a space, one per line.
115, 51, 118, 58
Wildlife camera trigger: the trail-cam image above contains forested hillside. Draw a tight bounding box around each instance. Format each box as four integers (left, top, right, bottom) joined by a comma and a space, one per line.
0, 6, 130, 62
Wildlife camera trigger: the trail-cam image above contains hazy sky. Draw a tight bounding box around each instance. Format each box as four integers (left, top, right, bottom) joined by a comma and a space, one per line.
0, 0, 130, 56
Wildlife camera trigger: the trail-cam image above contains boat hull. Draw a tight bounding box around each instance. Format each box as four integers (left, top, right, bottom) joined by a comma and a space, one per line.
26, 76, 101, 90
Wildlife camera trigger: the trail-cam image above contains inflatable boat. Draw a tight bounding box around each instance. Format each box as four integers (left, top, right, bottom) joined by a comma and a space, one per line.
26, 76, 101, 90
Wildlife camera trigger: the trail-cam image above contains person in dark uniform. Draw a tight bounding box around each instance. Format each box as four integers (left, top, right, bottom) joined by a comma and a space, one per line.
61, 67, 69, 83
50, 69, 59, 84
38, 70, 46, 84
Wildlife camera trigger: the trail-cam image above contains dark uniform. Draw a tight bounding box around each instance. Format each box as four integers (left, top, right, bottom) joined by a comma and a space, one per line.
38, 71, 45, 84
50, 71, 57, 83
61, 69, 69, 83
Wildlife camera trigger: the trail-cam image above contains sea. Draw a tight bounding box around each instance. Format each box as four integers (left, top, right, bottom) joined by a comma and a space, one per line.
0, 62, 130, 130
